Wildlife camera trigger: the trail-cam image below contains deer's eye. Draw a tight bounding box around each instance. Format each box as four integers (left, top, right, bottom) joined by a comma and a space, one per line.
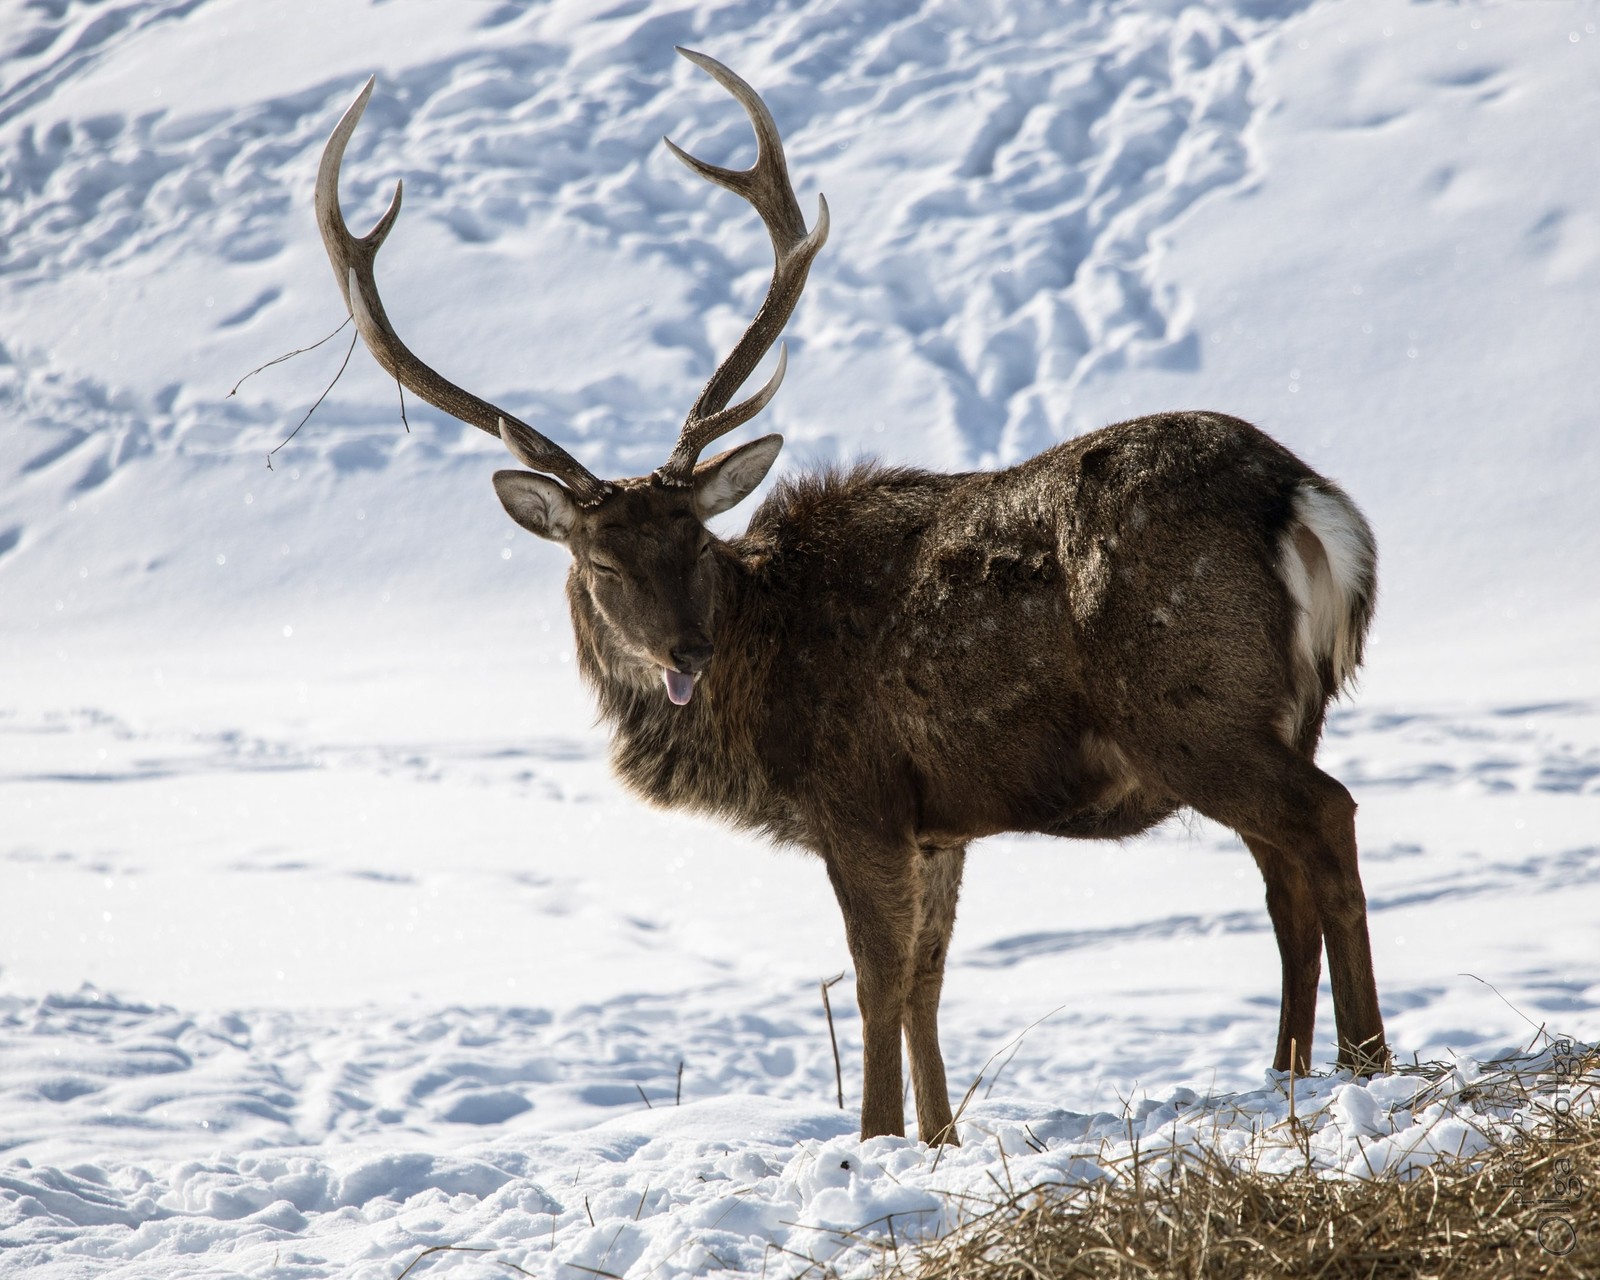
591, 559, 622, 579
698, 541, 713, 559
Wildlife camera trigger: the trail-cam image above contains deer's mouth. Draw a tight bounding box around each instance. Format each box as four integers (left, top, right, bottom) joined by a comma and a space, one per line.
661, 668, 700, 706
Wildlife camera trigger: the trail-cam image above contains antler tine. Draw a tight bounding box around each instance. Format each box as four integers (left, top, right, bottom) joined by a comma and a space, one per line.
655, 48, 829, 487
315, 78, 610, 504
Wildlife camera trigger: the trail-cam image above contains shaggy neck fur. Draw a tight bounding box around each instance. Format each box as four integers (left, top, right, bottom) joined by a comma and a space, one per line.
569, 539, 779, 829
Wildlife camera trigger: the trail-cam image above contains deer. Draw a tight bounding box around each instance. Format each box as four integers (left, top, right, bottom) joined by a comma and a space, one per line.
312, 48, 1390, 1145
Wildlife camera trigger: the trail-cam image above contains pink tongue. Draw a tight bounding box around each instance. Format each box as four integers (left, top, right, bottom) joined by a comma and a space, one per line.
662, 668, 696, 706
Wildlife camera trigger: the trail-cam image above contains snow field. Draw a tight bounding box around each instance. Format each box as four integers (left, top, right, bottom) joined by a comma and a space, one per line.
2, 0, 1599, 1274
3, 988, 1586, 1280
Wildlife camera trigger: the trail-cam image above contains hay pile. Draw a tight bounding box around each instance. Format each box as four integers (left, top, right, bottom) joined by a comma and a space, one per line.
898, 1043, 1597, 1280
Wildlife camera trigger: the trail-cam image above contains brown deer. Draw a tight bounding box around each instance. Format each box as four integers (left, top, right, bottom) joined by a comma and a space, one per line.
313, 49, 1389, 1145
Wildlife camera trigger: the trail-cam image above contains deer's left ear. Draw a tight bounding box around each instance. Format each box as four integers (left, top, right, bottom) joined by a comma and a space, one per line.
693, 434, 784, 519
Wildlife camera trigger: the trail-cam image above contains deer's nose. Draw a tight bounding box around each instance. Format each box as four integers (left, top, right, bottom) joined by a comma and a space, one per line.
670, 639, 714, 674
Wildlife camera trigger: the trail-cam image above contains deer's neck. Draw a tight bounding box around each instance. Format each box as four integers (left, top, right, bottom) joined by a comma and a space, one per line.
570, 553, 775, 827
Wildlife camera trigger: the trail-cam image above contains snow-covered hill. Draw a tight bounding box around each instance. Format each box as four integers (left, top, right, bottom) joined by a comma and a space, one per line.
1, 0, 1597, 1274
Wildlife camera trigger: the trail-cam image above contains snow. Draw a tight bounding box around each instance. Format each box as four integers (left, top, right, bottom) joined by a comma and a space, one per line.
1, 0, 1597, 1274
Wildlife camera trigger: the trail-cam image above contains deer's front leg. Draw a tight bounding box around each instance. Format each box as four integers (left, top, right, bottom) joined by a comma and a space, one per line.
824, 842, 920, 1140
905, 841, 965, 1145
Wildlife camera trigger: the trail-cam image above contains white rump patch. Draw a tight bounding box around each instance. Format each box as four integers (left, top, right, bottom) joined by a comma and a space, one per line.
1276, 483, 1377, 745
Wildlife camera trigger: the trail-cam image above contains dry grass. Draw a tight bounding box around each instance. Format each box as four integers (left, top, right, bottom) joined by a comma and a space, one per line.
894, 1043, 1599, 1280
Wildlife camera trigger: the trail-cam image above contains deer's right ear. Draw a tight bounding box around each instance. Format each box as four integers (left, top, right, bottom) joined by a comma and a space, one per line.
694, 433, 784, 519
493, 470, 579, 543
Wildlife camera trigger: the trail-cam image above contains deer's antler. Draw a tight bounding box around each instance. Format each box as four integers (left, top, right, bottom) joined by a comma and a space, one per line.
654, 48, 830, 487
315, 78, 610, 504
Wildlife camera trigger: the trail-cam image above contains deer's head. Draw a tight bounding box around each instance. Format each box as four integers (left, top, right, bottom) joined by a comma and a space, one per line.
493, 434, 781, 703
313, 49, 826, 706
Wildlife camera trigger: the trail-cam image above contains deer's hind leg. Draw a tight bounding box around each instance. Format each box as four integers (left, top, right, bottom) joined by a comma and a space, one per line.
1140, 733, 1388, 1074
1244, 835, 1321, 1075
1230, 746, 1384, 1072
905, 841, 966, 1145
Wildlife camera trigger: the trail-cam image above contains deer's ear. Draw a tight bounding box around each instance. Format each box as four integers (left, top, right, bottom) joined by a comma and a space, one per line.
693, 434, 783, 519
494, 470, 580, 543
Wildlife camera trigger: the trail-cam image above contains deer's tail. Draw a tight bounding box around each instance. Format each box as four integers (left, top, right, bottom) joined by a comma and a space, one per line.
1277, 480, 1377, 747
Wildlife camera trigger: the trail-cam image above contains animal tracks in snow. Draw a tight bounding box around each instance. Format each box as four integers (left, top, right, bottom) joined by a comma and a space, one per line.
0, 988, 842, 1161
1325, 700, 1600, 797
2, 0, 1295, 478
0, 706, 604, 799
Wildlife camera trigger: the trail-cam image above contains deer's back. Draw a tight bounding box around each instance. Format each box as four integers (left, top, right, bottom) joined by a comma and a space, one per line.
733, 411, 1325, 848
